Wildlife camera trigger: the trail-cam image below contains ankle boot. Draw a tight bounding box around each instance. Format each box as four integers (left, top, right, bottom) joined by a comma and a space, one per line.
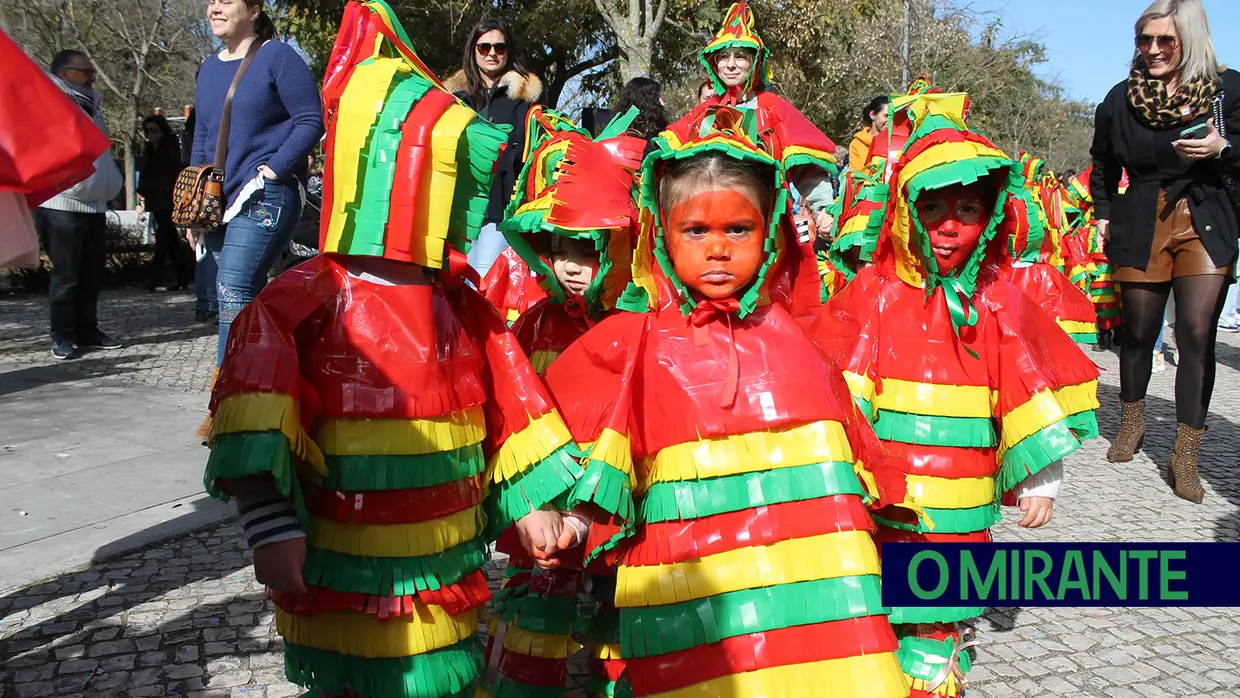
1092, 329, 1111, 353
1169, 423, 1206, 504
1106, 399, 1145, 462
195, 368, 219, 445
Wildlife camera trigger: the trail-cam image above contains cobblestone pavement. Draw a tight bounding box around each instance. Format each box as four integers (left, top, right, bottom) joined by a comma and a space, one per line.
2, 289, 1240, 697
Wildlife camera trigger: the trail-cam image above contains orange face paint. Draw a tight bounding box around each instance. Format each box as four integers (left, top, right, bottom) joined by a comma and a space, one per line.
914, 181, 995, 274
664, 188, 766, 300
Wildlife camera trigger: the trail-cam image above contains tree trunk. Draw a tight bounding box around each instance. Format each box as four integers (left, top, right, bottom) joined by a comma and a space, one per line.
596, 0, 665, 85
123, 97, 138, 210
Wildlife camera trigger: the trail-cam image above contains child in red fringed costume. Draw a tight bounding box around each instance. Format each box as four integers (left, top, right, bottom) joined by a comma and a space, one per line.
478, 106, 645, 698
202, 4, 582, 696
808, 100, 1100, 697
523, 106, 912, 697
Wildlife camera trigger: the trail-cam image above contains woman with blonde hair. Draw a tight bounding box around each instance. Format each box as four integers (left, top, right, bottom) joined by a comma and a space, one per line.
1090, 0, 1239, 502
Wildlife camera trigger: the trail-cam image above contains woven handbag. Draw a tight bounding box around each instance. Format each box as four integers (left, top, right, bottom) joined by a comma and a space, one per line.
172, 39, 264, 227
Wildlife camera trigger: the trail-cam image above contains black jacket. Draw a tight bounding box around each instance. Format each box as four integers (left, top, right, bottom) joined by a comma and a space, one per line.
1090, 69, 1240, 270
446, 69, 543, 223
137, 142, 184, 212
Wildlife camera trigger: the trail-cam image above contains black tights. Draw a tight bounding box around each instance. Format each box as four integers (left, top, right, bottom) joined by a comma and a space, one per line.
1119, 276, 1231, 428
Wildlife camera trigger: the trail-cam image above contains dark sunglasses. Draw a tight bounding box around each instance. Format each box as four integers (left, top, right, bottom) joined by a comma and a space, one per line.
475, 42, 507, 56
1136, 33, 1179, 50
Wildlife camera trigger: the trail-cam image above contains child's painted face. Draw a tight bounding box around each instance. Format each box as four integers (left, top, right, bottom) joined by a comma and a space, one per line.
914, 181, 995, 274
664, 188, 765, 300
550, 236, 598, 298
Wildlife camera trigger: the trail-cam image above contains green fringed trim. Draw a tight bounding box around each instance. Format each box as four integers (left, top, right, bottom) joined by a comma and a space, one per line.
206, 431, 308, 528
895, 634, 974, 681
301, 539, 489, 596
996, 420, 1082, 495
639, 461, 863, 524
619, 575, 885, 658
587, 676, 632, 698
1066, 410, 1099, 440
1068, 332, 1096, 344
450, 119, 512, 252
284, 639, 483, 698
566, 459, 634, 521
486, 674, 568, 698
484, 446, 582, 539
889, 604, 984, 626
321, 445, 486, 492
586, 603, 621, 643
872, 410, 997, 448
614, 282, 652, 313
854, 396, 874, 422
874, 504, 1000, 534
583, 519, 637, 568
503, 565, 533, 581
494, 590, 580, 636
783, 152, 838, 175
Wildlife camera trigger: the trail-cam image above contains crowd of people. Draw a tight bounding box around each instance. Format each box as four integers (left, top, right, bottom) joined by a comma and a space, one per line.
4, 0, 1238, 696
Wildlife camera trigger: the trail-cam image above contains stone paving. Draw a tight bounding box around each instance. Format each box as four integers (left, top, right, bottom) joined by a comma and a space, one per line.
2, 289, 1240, 697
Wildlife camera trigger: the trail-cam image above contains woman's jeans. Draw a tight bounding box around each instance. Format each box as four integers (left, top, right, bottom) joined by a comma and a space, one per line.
195, 249, 218, 314
466, 222, 509, 277
205, 181, 300, 365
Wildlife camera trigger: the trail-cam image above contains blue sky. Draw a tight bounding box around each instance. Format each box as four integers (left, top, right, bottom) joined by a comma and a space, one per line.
982, 0, 1240, 105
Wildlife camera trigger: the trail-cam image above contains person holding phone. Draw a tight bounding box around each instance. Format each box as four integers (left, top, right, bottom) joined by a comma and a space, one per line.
1090, 0, 1240, 503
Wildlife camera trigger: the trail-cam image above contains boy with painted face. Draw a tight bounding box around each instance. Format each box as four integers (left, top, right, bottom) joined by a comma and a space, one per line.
529, 108, 911, 697
479, 107, 644, 698
201, 5, 582, 696
809, 101, 1100, 698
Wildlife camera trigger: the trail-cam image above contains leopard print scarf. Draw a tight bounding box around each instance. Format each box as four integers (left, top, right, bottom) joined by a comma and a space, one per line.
1127, 57, 1217, 129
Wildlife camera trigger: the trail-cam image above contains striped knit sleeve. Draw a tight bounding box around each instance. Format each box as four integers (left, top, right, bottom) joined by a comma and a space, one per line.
233, 478, 304, 549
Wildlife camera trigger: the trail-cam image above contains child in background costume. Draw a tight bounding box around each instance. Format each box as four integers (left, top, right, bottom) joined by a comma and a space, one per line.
538, 107, 911, 697
479, 106, 645, 698
809, 101, 1100, 697
1066, 167, 1123, 350
684, 2, 840, 231
998, 154, 1098, 344
202, 3, 582, 696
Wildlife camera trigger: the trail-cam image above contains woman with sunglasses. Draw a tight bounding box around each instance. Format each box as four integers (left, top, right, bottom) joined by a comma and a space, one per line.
445, 19, 543, 276
138, 115, 193, 293
1090, 0, 1240, 502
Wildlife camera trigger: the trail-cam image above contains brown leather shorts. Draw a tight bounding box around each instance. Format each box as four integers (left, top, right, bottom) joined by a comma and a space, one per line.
1113, 189, 1233, 283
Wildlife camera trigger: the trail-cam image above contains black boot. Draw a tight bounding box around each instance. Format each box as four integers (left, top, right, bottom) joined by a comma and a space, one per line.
1092, 329, 1111, 352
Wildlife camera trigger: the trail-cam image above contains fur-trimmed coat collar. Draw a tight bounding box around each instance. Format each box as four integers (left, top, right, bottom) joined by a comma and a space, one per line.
444, 69, 542, 104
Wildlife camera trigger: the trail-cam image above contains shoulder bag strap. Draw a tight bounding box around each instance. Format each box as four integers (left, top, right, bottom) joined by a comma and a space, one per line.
1214, 89, 1227, 139
213, 38, 266, 173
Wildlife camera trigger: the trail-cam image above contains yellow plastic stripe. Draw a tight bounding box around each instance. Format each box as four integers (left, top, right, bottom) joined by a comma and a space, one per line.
500, 624, 582, 660
488, 410, 573, 484
420, 104, 476, 268
1056, 381, 1099, 416
646, 653, 909, 698
640, 421, 853, 492
591, 642, 622, 660
589, 428, 637, 488
529, 349, 560, 374
210, 392, 326, 477
842, 370, 875, 402
275, 606, 476, 659
323, 57, 403, 251
905, 475, 996, 509
1056, 319, 1096, 334
910, 673, 961, 697
307, 506, 480, 557
615, 530, 878, 607
1000, 387, 1089, 450
506, 308, 522, 324
873, 378, 992, 419
315, 407, 485, 456
532, 139, 571, 194
782, 144, 837, 166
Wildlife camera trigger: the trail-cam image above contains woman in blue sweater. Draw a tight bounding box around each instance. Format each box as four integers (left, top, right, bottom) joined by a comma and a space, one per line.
190, 0, 323, 383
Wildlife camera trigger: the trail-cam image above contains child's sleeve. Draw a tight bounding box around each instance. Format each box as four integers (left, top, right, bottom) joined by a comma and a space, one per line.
1016, 459, 1064, 500
543, 315, 647, 565
453, 286, 581, 539
204, 257, 341, 534
990, 286, 1099, 498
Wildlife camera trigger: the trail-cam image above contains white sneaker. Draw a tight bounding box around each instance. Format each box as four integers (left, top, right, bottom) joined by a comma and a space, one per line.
1153, 351, 1167, 373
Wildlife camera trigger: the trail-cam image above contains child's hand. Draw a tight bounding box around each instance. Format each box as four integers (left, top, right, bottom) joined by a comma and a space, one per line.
253, 537, 308, 593
1017, 496, 1054, 528
516, 508, 565, 569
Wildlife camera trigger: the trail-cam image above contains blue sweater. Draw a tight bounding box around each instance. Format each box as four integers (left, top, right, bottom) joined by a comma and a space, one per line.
191, 41, 324, 207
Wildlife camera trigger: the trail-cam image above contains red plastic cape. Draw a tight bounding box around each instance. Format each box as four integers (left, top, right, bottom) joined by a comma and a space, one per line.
481, 247, 548, 324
